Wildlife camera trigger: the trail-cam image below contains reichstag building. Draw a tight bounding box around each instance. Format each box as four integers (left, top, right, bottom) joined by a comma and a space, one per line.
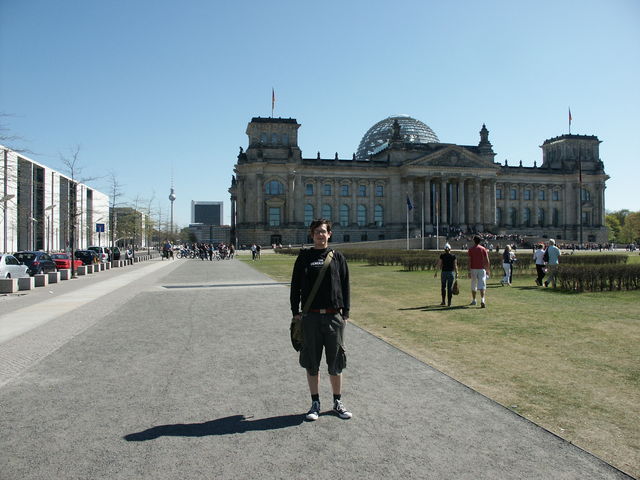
229, 115, 608, 246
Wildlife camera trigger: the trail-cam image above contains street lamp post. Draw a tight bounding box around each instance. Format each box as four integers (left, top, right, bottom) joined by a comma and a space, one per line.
44, 204, 56, 253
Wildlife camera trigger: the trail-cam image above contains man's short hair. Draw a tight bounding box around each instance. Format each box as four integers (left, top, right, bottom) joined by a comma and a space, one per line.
309, 218, 332, 234
473, 235, 482, 245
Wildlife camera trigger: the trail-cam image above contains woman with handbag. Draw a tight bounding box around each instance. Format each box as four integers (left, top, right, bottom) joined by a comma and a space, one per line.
290, 219, 352, 421
434, 243, 458, 307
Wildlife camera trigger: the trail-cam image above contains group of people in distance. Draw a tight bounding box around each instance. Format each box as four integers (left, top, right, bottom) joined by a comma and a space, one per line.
435, 235, 562, 308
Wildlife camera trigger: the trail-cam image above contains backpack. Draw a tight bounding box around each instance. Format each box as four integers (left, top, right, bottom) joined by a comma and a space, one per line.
543, 249, 549, 263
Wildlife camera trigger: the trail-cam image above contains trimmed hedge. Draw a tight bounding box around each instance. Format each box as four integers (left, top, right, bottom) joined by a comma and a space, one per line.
557, 264, 640, 291
275, 248, 638, 290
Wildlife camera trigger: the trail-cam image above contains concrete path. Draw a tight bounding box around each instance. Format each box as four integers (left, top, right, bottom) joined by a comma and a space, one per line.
0, 257, 633, 479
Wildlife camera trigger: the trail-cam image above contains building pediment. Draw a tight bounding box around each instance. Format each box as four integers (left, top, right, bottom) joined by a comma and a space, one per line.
404, 145, 497, 169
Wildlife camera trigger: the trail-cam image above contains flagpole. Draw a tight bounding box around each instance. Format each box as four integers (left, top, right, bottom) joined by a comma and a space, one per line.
406, 204, 409, 250
421, 190, 425, 250
436, 190, 440, 251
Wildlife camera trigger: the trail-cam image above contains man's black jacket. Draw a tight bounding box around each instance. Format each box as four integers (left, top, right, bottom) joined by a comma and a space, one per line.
290, 248, 350, 318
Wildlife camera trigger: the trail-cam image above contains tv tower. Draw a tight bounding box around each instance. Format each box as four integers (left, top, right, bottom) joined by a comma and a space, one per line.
168, 178, 176, 235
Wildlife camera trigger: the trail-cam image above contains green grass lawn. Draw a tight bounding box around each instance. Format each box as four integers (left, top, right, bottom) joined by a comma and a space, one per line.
240, 251, 640, 477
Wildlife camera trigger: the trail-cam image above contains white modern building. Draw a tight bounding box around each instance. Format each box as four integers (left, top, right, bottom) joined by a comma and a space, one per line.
1, 145, 110, 254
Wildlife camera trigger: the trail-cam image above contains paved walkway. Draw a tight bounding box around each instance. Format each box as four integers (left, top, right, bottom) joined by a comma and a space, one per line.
0, 257, 634, 479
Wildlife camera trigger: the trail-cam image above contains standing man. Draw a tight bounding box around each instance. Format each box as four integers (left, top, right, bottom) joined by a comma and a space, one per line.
468, 235, 491, 308
544, 239, 561, 288
290, 219, 352, 421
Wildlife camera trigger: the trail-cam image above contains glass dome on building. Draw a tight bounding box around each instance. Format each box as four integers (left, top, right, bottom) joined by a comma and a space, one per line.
355, 115, 440, 160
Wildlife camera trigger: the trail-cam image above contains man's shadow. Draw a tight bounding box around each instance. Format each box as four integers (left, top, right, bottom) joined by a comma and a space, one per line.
124, 414, 303, 441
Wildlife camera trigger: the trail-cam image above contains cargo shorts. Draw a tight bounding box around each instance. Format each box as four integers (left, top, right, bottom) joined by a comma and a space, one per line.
299, 312, 346, 376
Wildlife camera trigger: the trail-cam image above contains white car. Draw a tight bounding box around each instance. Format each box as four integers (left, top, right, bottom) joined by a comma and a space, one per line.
87, 246, 109, 263
0, 254, 30, 278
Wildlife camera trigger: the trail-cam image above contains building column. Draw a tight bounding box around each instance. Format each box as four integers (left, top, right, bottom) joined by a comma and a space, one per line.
256, 174, 264, 224
440, 179, 447, 225
368, 179, 375, 225
473, 179, 481, 226
533, 184, 539, 227
287, 173, 296, 225
489, 179, 496, 227
458, 179, 466, 226
424, 177, 431, 225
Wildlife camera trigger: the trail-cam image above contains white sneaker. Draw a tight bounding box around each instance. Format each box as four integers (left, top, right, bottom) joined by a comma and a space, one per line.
306, 400, 320, 421
333, 399, 352, 419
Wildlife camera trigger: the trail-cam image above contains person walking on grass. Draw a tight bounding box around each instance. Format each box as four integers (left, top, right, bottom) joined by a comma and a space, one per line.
435, 243, 458, 307
543, 238, 561, 288
533, 243, 546, 286
290, 219, 352, 421
501, 244, 515, 286
468, 235, 491, 308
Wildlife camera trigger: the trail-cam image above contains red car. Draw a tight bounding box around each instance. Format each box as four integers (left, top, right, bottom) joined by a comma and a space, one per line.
51, 253, 83, 270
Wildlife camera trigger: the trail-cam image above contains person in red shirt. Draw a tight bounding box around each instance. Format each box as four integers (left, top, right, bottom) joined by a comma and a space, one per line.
467, 235, 491, 308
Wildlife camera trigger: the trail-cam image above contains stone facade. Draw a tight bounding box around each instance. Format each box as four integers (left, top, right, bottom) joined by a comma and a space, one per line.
229, 116, 609, 246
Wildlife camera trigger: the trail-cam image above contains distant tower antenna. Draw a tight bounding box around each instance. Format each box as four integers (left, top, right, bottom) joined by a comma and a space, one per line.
169, 172, 176, 235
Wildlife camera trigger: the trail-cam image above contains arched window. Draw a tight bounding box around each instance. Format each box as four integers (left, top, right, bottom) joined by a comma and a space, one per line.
523, 208, 531, 227
271, 133, 279, 144
496, 207, 502, 226
282, 133, 289, 145
304, 204, 314, 226
322, 204, 332, 220
509, 207, 518, 226
537, 208, 545, 226
340, 204, 349, 226
357, 205, 367, 226
374, 205, 384, 226
265, 180, 284, 195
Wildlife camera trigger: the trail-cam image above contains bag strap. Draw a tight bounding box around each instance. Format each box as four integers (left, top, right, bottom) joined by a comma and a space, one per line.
302, 250, 334, 314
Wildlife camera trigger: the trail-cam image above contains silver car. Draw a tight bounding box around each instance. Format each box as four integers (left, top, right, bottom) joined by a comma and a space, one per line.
0, 254, 30, 278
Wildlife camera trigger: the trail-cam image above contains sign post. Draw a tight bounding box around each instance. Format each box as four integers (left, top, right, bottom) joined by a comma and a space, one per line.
96, 223, 105, 246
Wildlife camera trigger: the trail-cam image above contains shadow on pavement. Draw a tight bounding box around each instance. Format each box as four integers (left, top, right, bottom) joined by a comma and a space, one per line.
123, 414, 304, 441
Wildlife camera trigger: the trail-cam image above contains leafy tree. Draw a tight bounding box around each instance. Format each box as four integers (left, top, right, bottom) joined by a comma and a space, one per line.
619, 212, 640, 244
605, 214, 622, 242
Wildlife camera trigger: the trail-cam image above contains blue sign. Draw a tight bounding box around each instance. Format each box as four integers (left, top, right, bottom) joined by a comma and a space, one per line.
96, 223, 105, 233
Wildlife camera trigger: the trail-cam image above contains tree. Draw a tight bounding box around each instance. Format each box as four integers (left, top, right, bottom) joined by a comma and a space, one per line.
59, 146, 97, 277
619, 212, 640, 244
605, 213, 622, 243
107, 171, 124, 249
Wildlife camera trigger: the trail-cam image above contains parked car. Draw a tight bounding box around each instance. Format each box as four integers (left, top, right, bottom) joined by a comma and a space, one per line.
13, 251, 57, 276
0, 253, 30, 278
87, 246, 110, 263
109, 246, 121, 261
50, 253, 84, 270
74, 250, 100, 265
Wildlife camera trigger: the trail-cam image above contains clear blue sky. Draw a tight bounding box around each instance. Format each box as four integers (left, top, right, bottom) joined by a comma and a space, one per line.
1, 0, 639, 227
